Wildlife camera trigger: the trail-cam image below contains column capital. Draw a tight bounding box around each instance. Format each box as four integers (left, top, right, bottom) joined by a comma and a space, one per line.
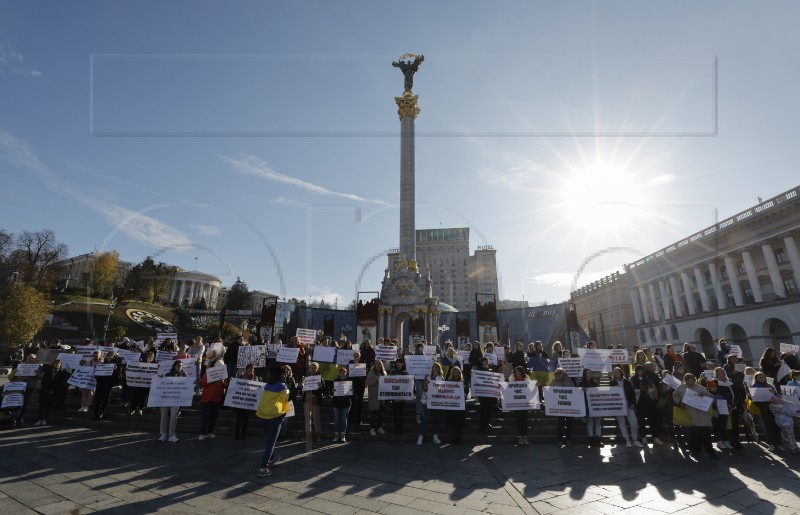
395, 94, 420, 120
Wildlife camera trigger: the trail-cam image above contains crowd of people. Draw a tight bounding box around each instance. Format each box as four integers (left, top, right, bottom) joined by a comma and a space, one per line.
3, 335, 799, 477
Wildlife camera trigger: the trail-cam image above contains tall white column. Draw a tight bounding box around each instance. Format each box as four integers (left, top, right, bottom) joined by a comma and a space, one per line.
187, 281, 196, 304
669, 275, 684, 317
723, 256, 744, 306
658, 279, 670, 320
178, 280, 186, 304
169, 280, 177, 302
694, 267, 711, 312
708, 262, 726, 310
396, 93, 420, 263
741, 250, 764, 302
648, 283, 661, 322
784, 236, 800, 289
638, 286, 651, 323
681, 272, 697, 315
762, 243, 787, 298
630, 289, 643, 324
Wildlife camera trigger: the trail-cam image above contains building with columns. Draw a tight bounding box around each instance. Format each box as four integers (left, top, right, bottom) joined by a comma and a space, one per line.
168, 269, 222, 308
571, 185, 800, 361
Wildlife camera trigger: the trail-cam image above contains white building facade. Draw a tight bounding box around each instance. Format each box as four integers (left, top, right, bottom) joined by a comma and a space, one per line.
168, 270, 222, 308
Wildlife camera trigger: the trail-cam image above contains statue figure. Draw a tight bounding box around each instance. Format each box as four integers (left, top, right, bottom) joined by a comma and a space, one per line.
392, 54, 424, 92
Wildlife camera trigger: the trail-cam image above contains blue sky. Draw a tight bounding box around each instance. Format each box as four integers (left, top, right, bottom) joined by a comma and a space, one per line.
1, 1, 798, 306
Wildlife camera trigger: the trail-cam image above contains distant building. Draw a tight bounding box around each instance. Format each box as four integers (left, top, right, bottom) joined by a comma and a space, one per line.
53, 252, 132, 292
386, 227, 499, 312
213, 288, 280, 312
167, 270, 222, 308
571, 185, 800, 361
570, 272, 639, 350
498, 299, 530, 310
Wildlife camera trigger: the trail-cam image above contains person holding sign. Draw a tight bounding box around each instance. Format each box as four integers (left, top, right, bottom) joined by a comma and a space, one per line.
769, 395, 799, 453
8, 354, 39, 425
199, 360, 229, 440
366, 360, 388, 436
609, 368, 642, 448
712, 368, 741, 449
303, 363, 324, 442
631, 364, 664, 446
580, 369, 603, 448
672, 374, 717, 460
159, 361, 187, 443
349, 352, 366, 425
256, 364, 291, 477
390, 358, 409, 434
234, 364, 261, 440
332, 368, 352, 443
701, 379, 731, 450
509, 366, 533, 446
759, 348, 782, 382
34, 360, 70, 426
549, 367, 574, 445
92, 353, 120, 421
77, 350, 103, 413
129, 351, 156, 416
750, 371, 781, 451
417, 362, 445, 446
446, 367, 468, 444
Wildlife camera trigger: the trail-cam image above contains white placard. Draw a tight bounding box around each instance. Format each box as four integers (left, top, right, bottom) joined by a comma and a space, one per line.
558, 358, 584, 378
423, 345, 438, 356
205, 365, 228, 383
471, 370, 503, 398
577, 348, 613, 372
312, 346, 336, 363
67, 366, 97, 390
336, 349, 356, 365
780, 342, 799, 355
702, 370, 715, 381
57, 352, 82, 371
117, 350, 141, 364
744, 375, 755, 388
749, 387, 775, 403
302, 375, 322, 391
157, 358, 196, 379
14, 364, 40, 377
499, 380, 540, 411
376, 345, 398, 362
155, 332, 178, 347
427, 381, 466, 410
266, 344, 281, 360
237, 346, 267, 368
404, 355, 435, 380
34, 348, 60, 364
379, 375, 414, 400
777, 362, 792, 381
483, 352, 498, 366
716, 399, 729, 416
276, 346, 301, 364
3, 381, 27, 392
609, 349, 630, 365
543, 386, 586, 417
662, 373, 682, 389
1, 393, 24, 409
74, 346, 101, 361
147, 376, 195, 407
586, 386, 627, 417
295, 328, 317, 346
457, 350, 471, 364
781, 385, 800, 405
93, 364, 116, 376
156, 350, 177, 363
286, 400, 296, 418
223, 378, 265, 410
493, 346, 506, 360
682, 388, 713, 411
125, 362, 159, 387
734, 363, 746, 372
333, 380, 353, 397
348, 364, 367, 377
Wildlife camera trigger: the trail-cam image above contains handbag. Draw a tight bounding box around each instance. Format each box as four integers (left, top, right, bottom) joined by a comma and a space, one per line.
672, 405, 692, 427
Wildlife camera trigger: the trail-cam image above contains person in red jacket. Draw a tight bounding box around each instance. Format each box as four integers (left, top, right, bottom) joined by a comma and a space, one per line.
199, 360, 229, 440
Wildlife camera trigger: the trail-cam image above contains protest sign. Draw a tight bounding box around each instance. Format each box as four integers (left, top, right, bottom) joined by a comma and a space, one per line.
147, 376, 195, 407
156, 350, 177, 363
125, 362, 159, 387
155, 332, 178, 347
117, 350, 141, 365
777, 362, 792, 381
682, 388, 713, 411
499, 380, 540, 411
286, 400, 295, 418
376, 345, 398, 362
295, 328, 317, 346
543, 386, 586, 417
1, 393, 23, 409
457, 350, 471, 364
702, 370, 715, 381
312, 346, 336, 363
348, 363, 367, 377
57, 353, 81, 371
558, 358, 583, 378
223, 378, 265, 410
780, 342, 799, 355
93, 364, 115, 376
404, 355, 435, 380
423, 345, 438, 356
333, 380, 353, 397
336, 349, 356, 365
3, 381, 27, 392
14, 364, 40, 377
577, 348, 612, 372
609, 349, 630, 365
427, 381, 466, 410
734, 363, 745, 373
276, 346, 300, 364
302, 375, 322, 391
781, 385, 800, 405
157, 358, 196, 379
34, 348, 59, 364
205, 365, 228, 382
266, 344, 280, 360
749, 387, 775, 403
716, 399, 729, 415
379, 376, 414, 401
471, 370, 503, 398
237, 346, 267, 368
67, 366, 97, 391
727, 344, 743, 359
744, 375, 755, 388
493, 346, 506, 361
662, 374, 682, 389
586, 387, 627, 417
483, 352, 498, 366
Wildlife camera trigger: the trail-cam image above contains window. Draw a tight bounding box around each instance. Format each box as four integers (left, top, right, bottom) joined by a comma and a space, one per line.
704, 271, 712, 285
737, 262, 746, 276
726, 291, 736, 305
776, 248, 788, 264
784, 277, 797, 296
670, 325, 679, 340
744, 288, 754, 303
720, 267, 728, 280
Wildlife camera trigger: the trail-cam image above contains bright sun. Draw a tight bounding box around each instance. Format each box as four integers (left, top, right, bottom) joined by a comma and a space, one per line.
559, 165, 643, 234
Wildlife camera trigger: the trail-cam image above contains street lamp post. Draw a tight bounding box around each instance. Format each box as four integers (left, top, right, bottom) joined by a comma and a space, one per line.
438, 324, 449, 348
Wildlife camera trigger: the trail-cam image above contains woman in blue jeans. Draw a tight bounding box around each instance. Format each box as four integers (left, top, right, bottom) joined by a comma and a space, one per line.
256, 365, 290, 477
332, 368, 352, 443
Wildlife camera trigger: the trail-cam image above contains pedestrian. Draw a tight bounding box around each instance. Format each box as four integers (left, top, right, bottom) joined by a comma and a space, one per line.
366, 360, 387, 436
256, 364, 290, 477
159, 360, 186, 443
199, 360, 228, 440
331, 367, 352, 443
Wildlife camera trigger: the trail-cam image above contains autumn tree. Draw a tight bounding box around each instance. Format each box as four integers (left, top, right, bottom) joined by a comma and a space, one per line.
92, 251, 120, 298
125, 257, 177, 304
226, 277, 251, 310
0, 283, 50, 348
9, 229, 67, 290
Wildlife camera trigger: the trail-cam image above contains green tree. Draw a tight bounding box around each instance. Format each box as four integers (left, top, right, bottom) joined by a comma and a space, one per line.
0, 283, 50, 347
125, 257, 177, 303
92, 251, 119, 298
226, 277, 251, 310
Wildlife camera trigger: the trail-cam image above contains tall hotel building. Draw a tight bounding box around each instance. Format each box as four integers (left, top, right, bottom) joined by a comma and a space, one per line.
387, 228, 499, 312
571, 186, 800, 361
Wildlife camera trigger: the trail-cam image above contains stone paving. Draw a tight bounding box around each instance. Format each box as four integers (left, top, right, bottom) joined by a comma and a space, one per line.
1, 425, 799, 514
